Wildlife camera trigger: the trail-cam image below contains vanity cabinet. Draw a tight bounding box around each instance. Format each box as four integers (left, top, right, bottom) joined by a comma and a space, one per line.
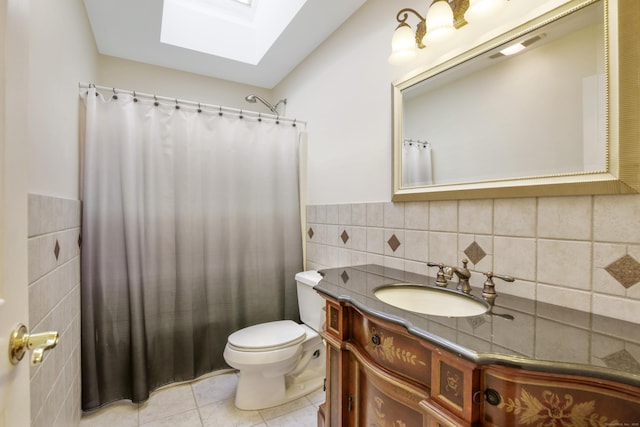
481, 365, 640, 426
318, 297, 640, 427
320, 298, 478, 426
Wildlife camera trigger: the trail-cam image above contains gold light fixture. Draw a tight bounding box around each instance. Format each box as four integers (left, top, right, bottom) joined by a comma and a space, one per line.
388, 0, 508, 65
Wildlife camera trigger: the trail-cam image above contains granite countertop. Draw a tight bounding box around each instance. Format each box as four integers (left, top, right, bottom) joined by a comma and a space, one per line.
314, 264, 640, 388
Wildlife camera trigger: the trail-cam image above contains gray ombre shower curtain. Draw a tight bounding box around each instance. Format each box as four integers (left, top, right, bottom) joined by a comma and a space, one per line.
80, 87, 303, 410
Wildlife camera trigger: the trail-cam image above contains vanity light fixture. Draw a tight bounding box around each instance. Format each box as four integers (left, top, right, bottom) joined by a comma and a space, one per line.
499, 42, 526, 56
388, 0, 509, 65
465, 0, 508, 22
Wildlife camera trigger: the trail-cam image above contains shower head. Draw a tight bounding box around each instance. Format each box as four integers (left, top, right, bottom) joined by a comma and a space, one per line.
244, 94, 287, 115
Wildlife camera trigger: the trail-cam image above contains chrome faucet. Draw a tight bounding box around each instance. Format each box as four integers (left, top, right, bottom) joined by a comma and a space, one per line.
445, 259, 472, 293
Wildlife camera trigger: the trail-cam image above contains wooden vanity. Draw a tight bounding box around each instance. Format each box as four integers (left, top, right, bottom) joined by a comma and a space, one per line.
314, 265, 640, 427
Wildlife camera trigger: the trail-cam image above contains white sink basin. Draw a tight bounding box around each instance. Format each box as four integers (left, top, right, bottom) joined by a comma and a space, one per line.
374, 284, 489, 317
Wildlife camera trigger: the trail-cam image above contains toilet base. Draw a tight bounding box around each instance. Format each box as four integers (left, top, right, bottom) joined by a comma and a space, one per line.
233, 340, 325, 411
235, 367, 324, 411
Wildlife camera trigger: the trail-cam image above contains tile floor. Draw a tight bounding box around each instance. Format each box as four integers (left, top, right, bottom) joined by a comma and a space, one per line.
79, 371, 323, 427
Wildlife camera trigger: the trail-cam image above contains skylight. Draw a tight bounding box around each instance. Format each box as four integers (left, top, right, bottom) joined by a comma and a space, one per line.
161, 0, 307, 65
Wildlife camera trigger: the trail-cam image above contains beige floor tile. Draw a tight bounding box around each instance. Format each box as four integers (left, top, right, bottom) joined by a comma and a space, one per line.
192, 372, 238, 407
199, 398, 264, 427
258, 396, 313, 421
139, 384, 197, 425
140, 409, 202, 427
79, 401, 138, 427
265, 406, 317, 427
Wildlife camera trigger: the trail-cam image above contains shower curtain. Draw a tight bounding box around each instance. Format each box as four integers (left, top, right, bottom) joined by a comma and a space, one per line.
402, 140, 433, 187
80, 87, 303, 410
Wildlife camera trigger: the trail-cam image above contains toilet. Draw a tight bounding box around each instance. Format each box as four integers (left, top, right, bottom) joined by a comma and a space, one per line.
223, 270, 325, 410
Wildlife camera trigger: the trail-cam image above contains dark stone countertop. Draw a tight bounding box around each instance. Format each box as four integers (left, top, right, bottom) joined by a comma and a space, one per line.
314, 264, 640, 388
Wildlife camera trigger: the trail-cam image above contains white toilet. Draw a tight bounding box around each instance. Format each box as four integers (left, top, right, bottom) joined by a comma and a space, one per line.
223, 270, 325, 410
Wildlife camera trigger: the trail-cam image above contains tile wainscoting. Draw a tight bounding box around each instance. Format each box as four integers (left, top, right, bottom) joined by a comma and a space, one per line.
28, 194, 82, 426
305, 194, 640, 324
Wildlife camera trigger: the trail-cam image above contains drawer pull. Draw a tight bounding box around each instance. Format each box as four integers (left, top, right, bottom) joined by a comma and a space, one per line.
485, 388, 501, 406
371, 334, 381, 346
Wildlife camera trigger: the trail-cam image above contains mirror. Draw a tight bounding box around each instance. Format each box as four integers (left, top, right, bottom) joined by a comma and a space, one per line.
392, 0, 640, 201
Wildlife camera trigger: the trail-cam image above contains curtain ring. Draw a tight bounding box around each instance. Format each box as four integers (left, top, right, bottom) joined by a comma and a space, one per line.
154, 95, 159, 107
218, 105, 223, 116
292, 118, 297, 127
112, 88, 118, 100
239, 109, 243, 119
175, 99, 180, 110
197, 103, 202, 113
258, 113, 262, 122
133, 91, 138, 103
276, 115, 280, 125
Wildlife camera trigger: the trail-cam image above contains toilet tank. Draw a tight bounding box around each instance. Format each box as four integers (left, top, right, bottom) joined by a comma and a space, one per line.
295, 270, 324, 332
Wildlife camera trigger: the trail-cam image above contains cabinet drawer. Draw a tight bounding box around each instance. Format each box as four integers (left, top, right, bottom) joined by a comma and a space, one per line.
354, 354, 428, 427
324, 300, 346, 341
430, 347, 480, 424
350, 310, 432, 389
482, 365, 640, 427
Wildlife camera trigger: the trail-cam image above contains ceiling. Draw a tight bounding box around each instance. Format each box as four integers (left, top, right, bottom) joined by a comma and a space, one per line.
83, 0, 366, 89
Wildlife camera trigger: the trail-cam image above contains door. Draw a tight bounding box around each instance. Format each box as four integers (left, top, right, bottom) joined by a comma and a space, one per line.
0, 0, 32, 425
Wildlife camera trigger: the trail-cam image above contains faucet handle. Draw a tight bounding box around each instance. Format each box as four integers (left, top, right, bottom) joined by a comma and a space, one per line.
482, 271, 515, 297
427, 262, 448, 287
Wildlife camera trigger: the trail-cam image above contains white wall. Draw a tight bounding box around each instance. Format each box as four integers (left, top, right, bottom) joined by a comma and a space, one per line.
95, 55, 273, 113
275, 0, 572, 205
27, 0, 99, 199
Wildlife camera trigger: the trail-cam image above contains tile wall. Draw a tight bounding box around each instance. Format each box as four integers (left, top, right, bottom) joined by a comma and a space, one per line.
28, 194, 82, 427
305, 194, 640, 324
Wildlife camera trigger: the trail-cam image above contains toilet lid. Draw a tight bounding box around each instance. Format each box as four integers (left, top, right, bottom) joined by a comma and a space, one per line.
228, 320, 306, 352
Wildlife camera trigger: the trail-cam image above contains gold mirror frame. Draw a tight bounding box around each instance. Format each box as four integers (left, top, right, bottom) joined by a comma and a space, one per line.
392, 0, 639, 201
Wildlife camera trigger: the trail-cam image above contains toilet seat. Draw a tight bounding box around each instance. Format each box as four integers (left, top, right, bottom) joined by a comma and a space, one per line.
227, 320, 306, 352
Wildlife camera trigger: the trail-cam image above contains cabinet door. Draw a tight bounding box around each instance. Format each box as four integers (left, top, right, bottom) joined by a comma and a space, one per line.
420, 399, 470, 427
325, 342, 353, 427
482, 365, 640, 427
352, 353, 428, 427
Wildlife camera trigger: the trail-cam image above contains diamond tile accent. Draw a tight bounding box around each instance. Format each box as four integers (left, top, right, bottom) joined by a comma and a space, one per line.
54, 240, 60, 260
308, 227, 314, 239
341, 230, 349, 244
466, 315, 487, 330
464, 241, 486, 265
387, 234, 401, 252
605, 254, 640, 289
341, 270, 349, 284
602, 349, 640, 374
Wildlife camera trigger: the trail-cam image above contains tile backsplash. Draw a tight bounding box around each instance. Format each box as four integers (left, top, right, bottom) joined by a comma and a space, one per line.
28, 194, 82, 427
305, 194, 640, 324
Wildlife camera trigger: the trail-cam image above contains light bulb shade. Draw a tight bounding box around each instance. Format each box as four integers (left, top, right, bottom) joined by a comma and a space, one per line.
424, 0, 455, 43
465, 0, 507, 22
388, 25, 418, 64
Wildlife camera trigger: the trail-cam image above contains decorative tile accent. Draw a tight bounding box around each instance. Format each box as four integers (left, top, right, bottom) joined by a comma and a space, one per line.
464, 241, 486, 265
605, 255, 640, 289
466, 316, 488, 330
308, 227, 314, 239
340, 230, 349, 244
602, 349, 640, 374
387, 234, 401, 252
54, 240, 60, 260
341, 270, 350, 284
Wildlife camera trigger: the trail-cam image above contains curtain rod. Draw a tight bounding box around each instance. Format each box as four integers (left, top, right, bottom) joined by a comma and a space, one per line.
79, 83, 306, 127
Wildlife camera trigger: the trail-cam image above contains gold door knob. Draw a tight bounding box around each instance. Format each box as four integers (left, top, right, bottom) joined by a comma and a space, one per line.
9, 324, 59, 365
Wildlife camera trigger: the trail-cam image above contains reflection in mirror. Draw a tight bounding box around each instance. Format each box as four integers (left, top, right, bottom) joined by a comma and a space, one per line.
401, 0, 605, 188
